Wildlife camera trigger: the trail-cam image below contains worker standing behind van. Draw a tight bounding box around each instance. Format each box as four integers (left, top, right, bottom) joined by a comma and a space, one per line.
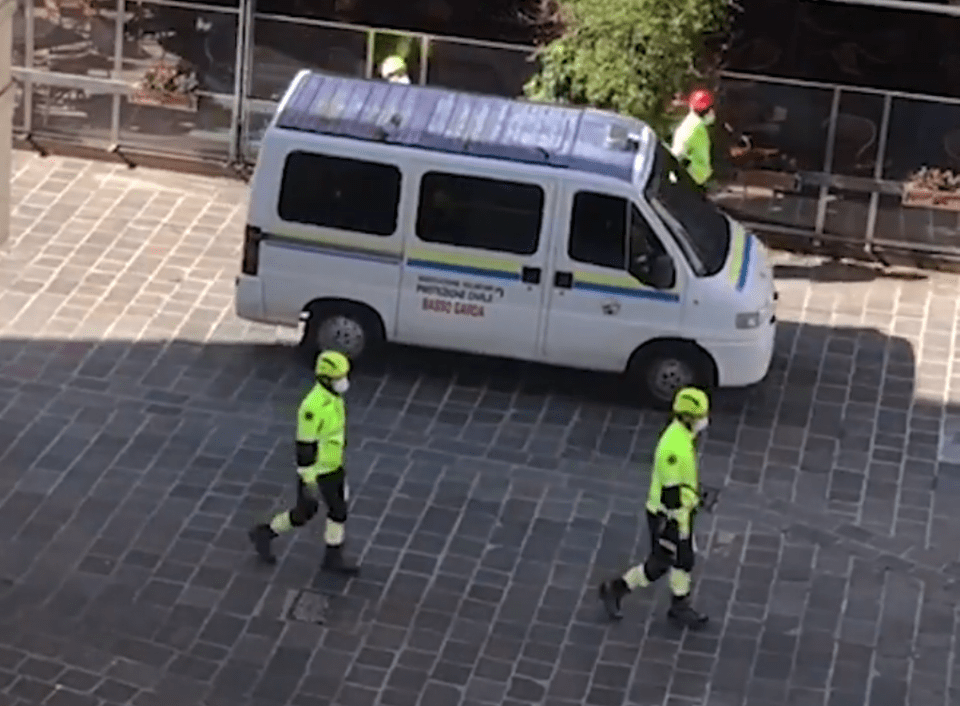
670, 89, 715, 191
380, 56, 411, 84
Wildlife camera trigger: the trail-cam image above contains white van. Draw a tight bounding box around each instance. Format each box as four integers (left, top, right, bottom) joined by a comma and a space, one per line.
236, 70, 777, 406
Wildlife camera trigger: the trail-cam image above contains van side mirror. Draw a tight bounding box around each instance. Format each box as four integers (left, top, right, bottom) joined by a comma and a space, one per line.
635, 253, 675, 290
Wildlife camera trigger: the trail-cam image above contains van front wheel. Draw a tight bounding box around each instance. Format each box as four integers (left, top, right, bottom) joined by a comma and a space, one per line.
301, 303, 384, 362
628, 343, 715, 409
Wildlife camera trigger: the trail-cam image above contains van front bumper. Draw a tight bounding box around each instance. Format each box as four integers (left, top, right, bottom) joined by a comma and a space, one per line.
235, 274, 267, 323
705, 316, 777, 388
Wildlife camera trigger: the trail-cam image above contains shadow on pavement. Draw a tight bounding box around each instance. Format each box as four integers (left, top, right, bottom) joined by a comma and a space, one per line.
0, 318, 956, 706
773, 261, 929, 284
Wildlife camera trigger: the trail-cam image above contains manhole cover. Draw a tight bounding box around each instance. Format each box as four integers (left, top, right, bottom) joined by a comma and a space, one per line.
287, 590, 330, 624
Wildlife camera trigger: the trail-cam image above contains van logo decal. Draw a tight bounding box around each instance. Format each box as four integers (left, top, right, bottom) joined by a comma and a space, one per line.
414, 273, 505, 319
414, 274, 505, 302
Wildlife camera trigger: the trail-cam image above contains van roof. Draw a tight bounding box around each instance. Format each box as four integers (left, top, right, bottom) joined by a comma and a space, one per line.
272, 71, 654, 185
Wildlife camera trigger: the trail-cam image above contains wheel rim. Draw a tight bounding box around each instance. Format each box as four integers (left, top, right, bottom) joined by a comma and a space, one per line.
316, 315, 365, 358
649, 358, 694, 402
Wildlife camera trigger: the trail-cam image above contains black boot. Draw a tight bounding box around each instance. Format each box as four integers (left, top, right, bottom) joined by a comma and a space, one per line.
322, 544, 359, 575
667, 595, 708, 629
248, 524, 278, 564
599, 578, 630, 620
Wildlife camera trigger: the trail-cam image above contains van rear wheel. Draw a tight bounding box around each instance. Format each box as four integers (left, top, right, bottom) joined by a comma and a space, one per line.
628, 343, 715, 409
301, 303, 383, 362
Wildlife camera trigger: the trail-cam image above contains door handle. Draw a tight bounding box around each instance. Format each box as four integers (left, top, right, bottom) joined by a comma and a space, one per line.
554, 271, 573, 289
521, 266, 541, 284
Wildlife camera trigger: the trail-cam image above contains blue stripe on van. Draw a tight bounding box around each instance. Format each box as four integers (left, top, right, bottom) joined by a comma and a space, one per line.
736, 235, 753, 292
572, 281, 681, 303
405, 259, 521, 282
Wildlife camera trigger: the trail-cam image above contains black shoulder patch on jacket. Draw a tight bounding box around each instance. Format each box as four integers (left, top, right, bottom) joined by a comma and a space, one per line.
304, 411, 314, 421
667, 454, 677, 465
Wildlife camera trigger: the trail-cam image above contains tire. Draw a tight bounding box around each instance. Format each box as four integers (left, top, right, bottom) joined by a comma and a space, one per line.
301, 303, 384, 362
629, 343, 714, 409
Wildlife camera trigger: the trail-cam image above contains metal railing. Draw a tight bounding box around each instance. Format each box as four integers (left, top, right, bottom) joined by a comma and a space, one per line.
715, 70, 960, 259
10, 0, 960, 258
11, 0, 537, 164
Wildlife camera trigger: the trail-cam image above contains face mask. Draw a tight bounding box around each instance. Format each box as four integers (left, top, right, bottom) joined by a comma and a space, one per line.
331, 377, 350, 395
692, 417, 709, 435
703, 110, 716, 126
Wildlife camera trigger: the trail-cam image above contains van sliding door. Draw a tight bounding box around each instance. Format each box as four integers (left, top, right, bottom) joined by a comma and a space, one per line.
396, 166, 551, 360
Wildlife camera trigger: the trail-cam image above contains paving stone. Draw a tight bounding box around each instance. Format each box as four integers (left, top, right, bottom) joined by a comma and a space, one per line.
4, 152, 960, 705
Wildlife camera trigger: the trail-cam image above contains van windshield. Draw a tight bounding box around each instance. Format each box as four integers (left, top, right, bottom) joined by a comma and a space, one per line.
644, 143, 730, 278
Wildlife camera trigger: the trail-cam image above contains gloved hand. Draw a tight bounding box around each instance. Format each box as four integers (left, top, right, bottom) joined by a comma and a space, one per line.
699, 486, 721, 513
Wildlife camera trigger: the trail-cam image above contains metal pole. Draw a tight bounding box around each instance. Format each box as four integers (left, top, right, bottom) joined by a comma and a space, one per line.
863, 93, 893, 254
364, 30, 374, 79
237, 0, 257, 163
228, 0, 251, 163
419, 35, 429, 86
814, 87, 842, 235
23, 0, 34, 132
816, 0, 960, 18
110, 0, 124, 146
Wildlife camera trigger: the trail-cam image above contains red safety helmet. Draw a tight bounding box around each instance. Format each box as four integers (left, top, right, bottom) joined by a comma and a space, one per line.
688, 89, 714, 113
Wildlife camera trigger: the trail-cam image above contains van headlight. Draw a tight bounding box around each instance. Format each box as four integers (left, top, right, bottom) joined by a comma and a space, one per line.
735, 311, 761, 329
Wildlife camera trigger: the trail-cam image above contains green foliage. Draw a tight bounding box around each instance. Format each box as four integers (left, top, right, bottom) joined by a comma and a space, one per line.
524, 0, 733, 133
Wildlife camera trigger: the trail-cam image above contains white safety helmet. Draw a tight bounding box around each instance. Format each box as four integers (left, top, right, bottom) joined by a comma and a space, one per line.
380, 56, 410, 84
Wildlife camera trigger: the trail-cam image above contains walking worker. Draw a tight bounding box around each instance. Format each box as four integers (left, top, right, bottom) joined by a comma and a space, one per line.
248, 350, 359, 575
599, 387, 711, 629
670, 88, 716, 189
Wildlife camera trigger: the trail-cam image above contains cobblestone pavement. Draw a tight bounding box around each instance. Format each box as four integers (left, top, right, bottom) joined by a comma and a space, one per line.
2, 151, 960, 706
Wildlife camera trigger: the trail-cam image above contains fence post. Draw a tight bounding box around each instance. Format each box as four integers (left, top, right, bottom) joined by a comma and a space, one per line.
814, 87, 842, 236
863, 93, 892, 255
110, 0, 124, 147
23, 0, 33, 133
419, 35, 429, 85
229, 0, 253, 164
238, 0, 257, 164
364, 30, 374, 79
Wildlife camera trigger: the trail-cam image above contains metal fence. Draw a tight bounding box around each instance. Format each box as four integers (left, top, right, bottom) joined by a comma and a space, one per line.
10, 0, 960, 258
10, 0, 537, 164
715, 71, 960, 260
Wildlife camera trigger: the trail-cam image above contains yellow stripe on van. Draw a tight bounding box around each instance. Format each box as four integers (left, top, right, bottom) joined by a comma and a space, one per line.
406, 248, 522, 280
728, 225, 746, 289
574, 270, 651, 290
573, 269, 681, 303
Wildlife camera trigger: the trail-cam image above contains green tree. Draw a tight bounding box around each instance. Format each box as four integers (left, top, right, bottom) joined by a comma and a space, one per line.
524, 0, 735, 134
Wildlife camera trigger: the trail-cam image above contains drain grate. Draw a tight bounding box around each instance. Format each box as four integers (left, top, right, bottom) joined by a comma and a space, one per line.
287, 589, 330, 624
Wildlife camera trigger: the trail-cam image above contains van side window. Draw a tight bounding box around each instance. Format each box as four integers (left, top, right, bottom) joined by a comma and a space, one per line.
569, 192, 627, 269
416, 172, 543, 255
278, 151, 401, 236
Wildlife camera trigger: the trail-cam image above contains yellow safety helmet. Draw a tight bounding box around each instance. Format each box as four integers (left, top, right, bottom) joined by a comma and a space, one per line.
315, 350, 350, 380
672, 386, 709, 418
